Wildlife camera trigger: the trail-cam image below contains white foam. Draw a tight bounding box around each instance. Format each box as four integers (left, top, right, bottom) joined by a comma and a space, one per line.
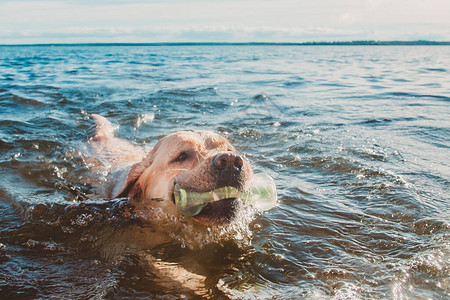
134, 113, 155, 129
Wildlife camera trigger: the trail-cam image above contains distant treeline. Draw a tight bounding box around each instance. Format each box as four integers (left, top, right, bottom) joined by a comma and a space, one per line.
2, 40, 450, 46
298, 40, 450, 46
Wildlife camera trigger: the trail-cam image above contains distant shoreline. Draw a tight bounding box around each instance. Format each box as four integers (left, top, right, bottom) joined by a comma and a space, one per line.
1, 40, 449, 47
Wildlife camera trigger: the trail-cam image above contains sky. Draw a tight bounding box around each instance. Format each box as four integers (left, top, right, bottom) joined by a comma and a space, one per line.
1, 0, 449, 44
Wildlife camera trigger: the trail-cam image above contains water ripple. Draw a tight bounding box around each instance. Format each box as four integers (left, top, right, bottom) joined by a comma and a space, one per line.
0, 45, 448, 299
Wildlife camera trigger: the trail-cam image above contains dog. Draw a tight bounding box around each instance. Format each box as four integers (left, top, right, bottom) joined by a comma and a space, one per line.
88, 114, 254, 226
85, 114, 258, 296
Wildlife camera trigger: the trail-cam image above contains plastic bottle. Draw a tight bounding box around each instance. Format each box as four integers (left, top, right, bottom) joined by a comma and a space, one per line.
174, 172, 277, 217
241, 172, 278, 212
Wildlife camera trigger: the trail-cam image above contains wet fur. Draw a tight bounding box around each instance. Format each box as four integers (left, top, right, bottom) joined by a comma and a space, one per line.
87, 114, 254, 295
88, 114, 253, 224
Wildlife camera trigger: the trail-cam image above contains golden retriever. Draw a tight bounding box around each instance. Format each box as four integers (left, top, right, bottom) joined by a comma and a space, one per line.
85, 114, 259, 296
88, 114, 253, 226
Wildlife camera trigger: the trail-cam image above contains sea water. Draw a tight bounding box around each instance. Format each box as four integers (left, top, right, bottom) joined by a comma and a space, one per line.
0, 45, 449, 299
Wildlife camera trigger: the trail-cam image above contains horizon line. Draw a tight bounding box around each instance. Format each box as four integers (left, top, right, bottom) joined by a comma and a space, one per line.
1, 40, 450, 47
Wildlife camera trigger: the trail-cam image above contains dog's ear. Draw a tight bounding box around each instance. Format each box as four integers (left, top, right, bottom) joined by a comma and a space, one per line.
115, 143, 160, 199
115, 162, 147, 199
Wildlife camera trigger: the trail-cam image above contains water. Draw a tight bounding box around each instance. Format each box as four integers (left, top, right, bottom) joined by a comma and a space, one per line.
0, 45, 449, 299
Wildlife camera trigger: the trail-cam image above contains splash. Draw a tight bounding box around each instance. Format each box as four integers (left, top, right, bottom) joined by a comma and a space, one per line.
134, 200, 257, 250
134, 113, 155, 130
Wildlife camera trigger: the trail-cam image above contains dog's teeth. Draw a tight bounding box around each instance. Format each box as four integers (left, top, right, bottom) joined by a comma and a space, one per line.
211, 192, 220, 201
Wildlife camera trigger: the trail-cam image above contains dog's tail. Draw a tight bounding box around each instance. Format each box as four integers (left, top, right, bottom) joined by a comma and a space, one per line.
90, 114, 116, 140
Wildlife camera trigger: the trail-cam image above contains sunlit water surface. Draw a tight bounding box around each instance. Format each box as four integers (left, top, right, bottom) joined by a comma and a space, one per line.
0, 45, 449, 299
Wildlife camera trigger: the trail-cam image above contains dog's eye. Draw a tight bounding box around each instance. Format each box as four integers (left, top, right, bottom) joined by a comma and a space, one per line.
173, 151, 188, 163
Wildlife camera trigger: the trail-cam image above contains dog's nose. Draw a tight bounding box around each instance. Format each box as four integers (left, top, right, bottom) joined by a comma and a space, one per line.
213, 153, 243, 172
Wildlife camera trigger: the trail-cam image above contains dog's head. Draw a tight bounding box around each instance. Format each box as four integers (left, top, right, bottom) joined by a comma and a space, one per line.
117, 131, 253, 226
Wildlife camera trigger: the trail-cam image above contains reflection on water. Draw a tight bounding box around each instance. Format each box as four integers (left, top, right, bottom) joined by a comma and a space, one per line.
0, 45, 449, 299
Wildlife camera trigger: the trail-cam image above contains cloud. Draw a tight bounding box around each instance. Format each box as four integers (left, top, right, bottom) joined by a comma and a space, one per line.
1, 25, 449, 45
0, 0, 449, 44
0, 25, 401, 44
